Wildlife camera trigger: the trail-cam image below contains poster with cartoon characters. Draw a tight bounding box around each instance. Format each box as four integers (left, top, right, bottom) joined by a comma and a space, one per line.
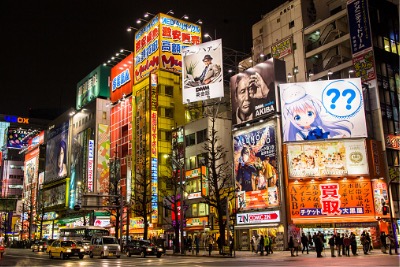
280, 78, 367, 142
233, 122, 280, 211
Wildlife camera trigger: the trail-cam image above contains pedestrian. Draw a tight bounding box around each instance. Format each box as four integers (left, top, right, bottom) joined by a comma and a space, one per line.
208, 235, 214, 256
251, 236, 256, 253
229, 235, 234, 256
259, 235, 264, 255
0, 243, 5, 259
315, 233, 324, 258
380, 232, 387, 254
264, 234, 270, 255
255, 235, 260, 254
386, 233, 394, 255
328, 234, 336, 257
293, 236, 300, 256
350, 233, 358, 256
288, 236, 295, 257
187, 236, 193, 252
308, 232, 313, 250
335, 233, 343, 256
360, 231, 369, 255
217, 236, 222, 255
343, 234, 351, 256
267, 235, 273, 254
194, 235, 200, 255
301, 232, 309, 254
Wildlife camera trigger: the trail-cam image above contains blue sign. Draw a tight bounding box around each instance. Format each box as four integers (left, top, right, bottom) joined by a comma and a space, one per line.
347, 0, 372, 55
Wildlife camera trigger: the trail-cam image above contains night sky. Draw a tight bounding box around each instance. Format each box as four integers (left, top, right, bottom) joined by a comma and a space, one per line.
1, 0, 284, 118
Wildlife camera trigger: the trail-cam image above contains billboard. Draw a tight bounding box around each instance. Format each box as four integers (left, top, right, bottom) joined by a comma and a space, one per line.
271, 36, 292, 59
6, 128, 33, 149
230, 58, 286, 126
24, 147, 39, 188
45, 122, 69, 183
182, 39, 224, 103
110, 53, 133, 103
185, 166, 208, 199
134, 13, 202, 83
42, 182, 67, 209
280, 79, 367, 142
233, 122, 280, 211
288, 180, 374, 219
286, 139, 369, 178
76, 65, 111, 110
347, 0, 372, 56
372, 179, 389, 216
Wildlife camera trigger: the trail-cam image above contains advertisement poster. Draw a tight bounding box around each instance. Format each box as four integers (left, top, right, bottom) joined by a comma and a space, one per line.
230, 58, 286, 126
287, 139, 369, 178
372, 179, 388, 215
182, 39, 224, 103
352, 50, 376, 82
271, 36, 292, 59
42, 183, 66, 208
289, 180, 374, 219
45, 122, 69, 183
280, 79, 367, 142
7, 128, 32, 149
233, 122, 280, 211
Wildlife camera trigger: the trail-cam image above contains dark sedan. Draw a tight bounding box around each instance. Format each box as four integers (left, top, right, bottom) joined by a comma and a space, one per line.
124, 240, 163, 258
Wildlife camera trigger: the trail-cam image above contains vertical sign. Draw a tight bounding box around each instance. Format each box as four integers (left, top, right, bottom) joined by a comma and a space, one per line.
87, 139, 94, 192
150, 73, 158, 224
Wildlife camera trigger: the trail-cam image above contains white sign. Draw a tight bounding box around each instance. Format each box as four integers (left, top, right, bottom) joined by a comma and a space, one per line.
87, 139, 94, 192
182, 39, 224, 104
236, 210, 280, 225
280, 79, 367, 142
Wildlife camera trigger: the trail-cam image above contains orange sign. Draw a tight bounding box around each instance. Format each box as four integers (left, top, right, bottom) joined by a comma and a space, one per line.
288, 179, 374, 219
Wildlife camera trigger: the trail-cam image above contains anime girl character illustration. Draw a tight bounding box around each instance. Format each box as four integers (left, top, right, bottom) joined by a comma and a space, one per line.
282, 85, 353, 141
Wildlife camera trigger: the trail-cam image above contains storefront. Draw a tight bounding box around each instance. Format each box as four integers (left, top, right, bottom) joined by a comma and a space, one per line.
235, 210, 285, 251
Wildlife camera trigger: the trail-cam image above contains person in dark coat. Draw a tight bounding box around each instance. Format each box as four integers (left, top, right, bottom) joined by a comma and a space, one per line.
350, 233, 358, 256
301, 232, 309, 254
315, 233, 324, 258
288, 236, 295, 257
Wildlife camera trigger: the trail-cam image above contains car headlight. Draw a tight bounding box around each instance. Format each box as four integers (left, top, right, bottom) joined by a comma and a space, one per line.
103, 245, 108, 250
117, 245, 121, 251
146, 248, 152, 252
66, 249, 71, 252
84, 245, 89, 250
80, 248, 84, 252
157, 248, 163, 252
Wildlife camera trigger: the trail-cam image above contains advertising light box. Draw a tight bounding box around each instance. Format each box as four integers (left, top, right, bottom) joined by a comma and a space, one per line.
233, 122, 280, 211
134, 13, 202, 83
230, 58, 286, 126
76, 65, 111, 110
182, 39, 224, 103
45, 122, 69, 183
110, 53, 133, 103
286, 139, 369, 178
280, 79, 367, 142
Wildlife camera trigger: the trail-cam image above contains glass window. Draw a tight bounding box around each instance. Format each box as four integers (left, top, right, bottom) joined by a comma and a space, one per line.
289, 20, 294, 29
165, 85, 173, 96
192, 203, 198, 217
185, 133, 195, 146
196, 129, 207, 143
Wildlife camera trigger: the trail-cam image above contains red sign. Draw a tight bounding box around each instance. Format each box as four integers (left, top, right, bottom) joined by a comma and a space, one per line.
385, 134, 400, 150
110, 53, 133, 103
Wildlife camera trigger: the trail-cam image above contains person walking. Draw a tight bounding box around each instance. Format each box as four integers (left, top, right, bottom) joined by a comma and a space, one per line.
194, 235, 200, 256
288, 236, 295, 257
267, 235, 273, 254
301, 232, 309, 254
315, 233, 324, 258
386, 233, 394, 255
308, 232, 313, 250
343, 234, 351, 256
293, 236, 300, 256
259, 235, 264, 255
251, 236, 256, 253
264, 234, 270, 255
328, 234, 336, 257
208, 235, 214, 256
380, 232, 387, 254
335, 233, 343, 256
350, 233, 358, 256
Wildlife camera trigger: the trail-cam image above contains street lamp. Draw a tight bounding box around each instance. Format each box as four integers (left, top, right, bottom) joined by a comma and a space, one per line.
204, 33, 213, 41
287, 73, 293, 82
171, 157, 185, 255
195, 19, 203, 25
348, 69, 355, 78
136, 18, 149, 24
144, 12, 155, 18
166, 10, 174, 15
181, 14, 189, 20
327, 70, 333, 80
126, 26, 138, 32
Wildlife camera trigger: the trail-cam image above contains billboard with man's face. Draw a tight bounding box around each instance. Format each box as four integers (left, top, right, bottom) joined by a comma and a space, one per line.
280, 79, 367, 142
182, 39, 224, 103
233, 122, 280, 211
230, 58, 286, 127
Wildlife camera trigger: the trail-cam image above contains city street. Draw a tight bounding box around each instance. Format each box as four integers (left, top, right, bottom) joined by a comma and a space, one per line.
0, 248, 398, 267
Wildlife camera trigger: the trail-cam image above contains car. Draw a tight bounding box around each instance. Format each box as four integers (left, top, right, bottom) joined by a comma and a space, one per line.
31, 240, 50, 252
89, 235, 121, 259
46, 240, 85, 259
124, 239, 163, 258
76, 241, 91, 254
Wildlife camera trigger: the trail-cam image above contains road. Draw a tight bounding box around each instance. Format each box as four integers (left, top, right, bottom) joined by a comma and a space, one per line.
0, 248, 398, 267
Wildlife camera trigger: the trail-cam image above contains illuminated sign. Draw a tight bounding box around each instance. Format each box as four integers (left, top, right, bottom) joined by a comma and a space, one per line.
4, 115, 29, 124
236, 210, 280, 225
271, 36, 292, 59
280, 79, 367, 142
286, 139, 369, 178
150, 73, 158, 224
134, 13, 202, 83
87, 139, 94, 192
112, 69, 131, 92
385, 134, 400, 150
288, 179, 374, 219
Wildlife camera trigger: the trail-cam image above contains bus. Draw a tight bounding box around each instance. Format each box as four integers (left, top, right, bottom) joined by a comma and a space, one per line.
59, 226, 110, 242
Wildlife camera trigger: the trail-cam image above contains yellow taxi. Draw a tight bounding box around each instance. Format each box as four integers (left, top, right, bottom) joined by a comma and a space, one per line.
47, 240, 85, 259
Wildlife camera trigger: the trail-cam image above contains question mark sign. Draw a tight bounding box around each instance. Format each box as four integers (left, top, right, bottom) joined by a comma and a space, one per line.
342, 89, 356, 110
327, 88, 340, 109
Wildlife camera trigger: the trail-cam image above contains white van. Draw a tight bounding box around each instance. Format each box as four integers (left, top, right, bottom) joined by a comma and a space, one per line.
89, 235, 121, 258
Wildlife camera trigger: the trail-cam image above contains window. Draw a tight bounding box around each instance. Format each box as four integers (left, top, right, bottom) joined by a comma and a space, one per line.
277, 18, 280, 23
289, 20, 294, 29
198, 153, 208, 166
196, 129, 207, 144
185, 133, 195, 146
165, 85, 173, 96
165, 108, 174, 118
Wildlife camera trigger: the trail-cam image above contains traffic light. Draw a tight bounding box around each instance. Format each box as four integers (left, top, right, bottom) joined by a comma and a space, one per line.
382, 205, 388, 215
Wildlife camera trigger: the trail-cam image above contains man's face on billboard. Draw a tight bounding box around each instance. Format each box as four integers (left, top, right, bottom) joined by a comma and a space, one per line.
236, 75, 255, 116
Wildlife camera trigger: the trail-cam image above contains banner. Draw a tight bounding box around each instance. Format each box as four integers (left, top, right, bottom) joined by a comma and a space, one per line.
280, 79, 367, 142
182, 39, 224, 103
289, 179, 374, 219
233, 122, 280, 210
286, 139, 369, 178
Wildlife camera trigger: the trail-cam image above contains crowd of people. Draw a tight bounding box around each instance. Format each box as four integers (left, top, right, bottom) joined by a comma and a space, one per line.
286, 231, 396, 258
